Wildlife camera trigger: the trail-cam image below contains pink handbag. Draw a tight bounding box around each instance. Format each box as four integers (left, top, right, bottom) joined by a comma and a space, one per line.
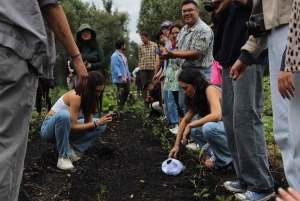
210, 60, 222, 86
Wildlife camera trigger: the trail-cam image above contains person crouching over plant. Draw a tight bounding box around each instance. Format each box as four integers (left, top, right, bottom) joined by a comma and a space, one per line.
144, 80, 164, 118
41, 71, 112, 170
168, 68, 232, 169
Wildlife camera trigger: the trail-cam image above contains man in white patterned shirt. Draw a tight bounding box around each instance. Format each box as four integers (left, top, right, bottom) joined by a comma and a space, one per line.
138, 31, 158, 104
162, 0, 214, 114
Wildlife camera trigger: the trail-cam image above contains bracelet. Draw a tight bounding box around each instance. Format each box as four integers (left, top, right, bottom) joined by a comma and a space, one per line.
94, 121, 97, 130
174, 144, 180, 147
71, 53, 81, 59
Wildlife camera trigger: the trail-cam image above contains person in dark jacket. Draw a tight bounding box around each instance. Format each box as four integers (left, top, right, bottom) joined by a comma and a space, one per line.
144, 81, 163, 117
73, 24, 104, 87
204, 0, 274, 200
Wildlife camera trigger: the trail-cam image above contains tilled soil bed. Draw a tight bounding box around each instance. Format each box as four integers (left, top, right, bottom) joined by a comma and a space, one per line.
19, 113, 288, 201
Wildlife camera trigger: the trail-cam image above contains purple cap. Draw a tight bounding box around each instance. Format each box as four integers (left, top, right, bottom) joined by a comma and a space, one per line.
161, 21, 173, 27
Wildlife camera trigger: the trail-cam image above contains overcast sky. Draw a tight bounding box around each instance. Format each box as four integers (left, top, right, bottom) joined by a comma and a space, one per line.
81, 0, 142, 44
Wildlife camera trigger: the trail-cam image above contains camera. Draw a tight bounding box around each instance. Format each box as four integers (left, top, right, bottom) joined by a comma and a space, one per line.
246, 13, 269, 38
204, 0, 219, 12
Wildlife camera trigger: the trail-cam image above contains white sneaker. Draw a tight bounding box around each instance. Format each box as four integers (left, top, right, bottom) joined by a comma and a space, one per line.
186, 142, 199, 151
169, 124, 179, 134
57, 157, 74, 170
70, 149, 81, 162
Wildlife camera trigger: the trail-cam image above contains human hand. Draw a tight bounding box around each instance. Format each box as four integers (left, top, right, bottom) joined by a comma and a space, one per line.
278, 71, 295, 100
69, 74, 75, 78
159, 45, 166, 53
277, 187, 300, 201
212, 0, 231, 16
49, 80, 54, 89
199, 149, 205, 160
153, 75, 159, 83
84, 61, 91, 69
73, 57, 88, 96
121, 77, 127, 83
230, 59, 248, 80
168, 146, 180, 158
98, 113, 113, 125
161, 50, 173, 58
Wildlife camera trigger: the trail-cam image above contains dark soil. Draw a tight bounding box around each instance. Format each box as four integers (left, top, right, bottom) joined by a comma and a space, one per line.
20, 113, 288, 201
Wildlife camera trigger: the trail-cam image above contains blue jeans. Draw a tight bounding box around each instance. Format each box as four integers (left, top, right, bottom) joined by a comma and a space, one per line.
222, 64, 274, 191
41, 110, 106, 157
191, 121, 232, 168
164, 90, 178, 124
179, 67, 211, 115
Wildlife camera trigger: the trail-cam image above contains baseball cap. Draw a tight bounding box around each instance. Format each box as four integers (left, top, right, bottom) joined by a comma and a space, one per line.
161, 21, 173, 28
162, 158, 186, 176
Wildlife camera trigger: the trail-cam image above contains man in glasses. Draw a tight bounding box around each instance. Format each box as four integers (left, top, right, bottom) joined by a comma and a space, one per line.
162, 0, 214, 116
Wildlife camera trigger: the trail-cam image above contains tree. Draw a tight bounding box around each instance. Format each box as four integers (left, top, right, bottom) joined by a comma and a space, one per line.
53, 0, 135, 87
137, 0, 212, 41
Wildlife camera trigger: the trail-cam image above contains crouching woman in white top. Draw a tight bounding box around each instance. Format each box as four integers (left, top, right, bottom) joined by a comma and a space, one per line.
41, 71, 112, 170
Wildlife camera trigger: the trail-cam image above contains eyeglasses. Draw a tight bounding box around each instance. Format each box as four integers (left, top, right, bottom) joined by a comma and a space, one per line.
181, 8, 198, 14
81, 30, 91, 34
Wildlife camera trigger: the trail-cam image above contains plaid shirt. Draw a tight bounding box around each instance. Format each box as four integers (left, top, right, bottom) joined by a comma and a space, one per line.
138, 41, 157, 70
176, 18, 214, 69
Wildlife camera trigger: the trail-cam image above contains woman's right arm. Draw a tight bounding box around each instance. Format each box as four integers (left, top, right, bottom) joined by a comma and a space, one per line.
41, 5, 87, 96
168, 110, 194, 158
68, 93, 111, 133
154, 54, 161, 75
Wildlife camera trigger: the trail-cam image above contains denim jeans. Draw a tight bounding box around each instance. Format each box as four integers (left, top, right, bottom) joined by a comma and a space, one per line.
222, 64, 274, 191
164, 90, 178, 124
179, 67, 211, 115
268, 25, 299, 190
41, 110, 106, 157
191, 121, 232, 168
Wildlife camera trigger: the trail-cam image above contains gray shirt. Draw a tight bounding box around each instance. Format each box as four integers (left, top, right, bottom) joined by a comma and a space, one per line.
0, 0, 60, 75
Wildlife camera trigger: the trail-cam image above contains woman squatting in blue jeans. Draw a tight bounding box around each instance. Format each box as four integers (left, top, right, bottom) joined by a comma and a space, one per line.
41, 71, 112, 170
168, 68, 232, 169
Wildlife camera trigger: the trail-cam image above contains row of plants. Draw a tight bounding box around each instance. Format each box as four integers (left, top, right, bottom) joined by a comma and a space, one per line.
28, 76, 278, 200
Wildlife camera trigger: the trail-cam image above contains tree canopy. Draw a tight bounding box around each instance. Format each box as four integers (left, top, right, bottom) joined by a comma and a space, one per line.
53, 0, 212, 87
137, 0, 212, 42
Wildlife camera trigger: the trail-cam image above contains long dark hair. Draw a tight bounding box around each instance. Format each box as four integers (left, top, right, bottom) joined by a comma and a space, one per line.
81, 71, 105, 116
178, 68, 210, 117
76, 30, 99, 52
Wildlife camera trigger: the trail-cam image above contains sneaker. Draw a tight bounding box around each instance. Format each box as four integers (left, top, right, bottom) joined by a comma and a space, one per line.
235, 190, 275, 201
70, 149, 81, 162
169, 124, 179, 134
57, 157, 74, 170
185, 142, 199, 151
224, 181, 247, 193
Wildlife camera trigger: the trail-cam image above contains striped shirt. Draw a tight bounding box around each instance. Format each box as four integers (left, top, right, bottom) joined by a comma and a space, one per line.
138, 41, 157, 70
